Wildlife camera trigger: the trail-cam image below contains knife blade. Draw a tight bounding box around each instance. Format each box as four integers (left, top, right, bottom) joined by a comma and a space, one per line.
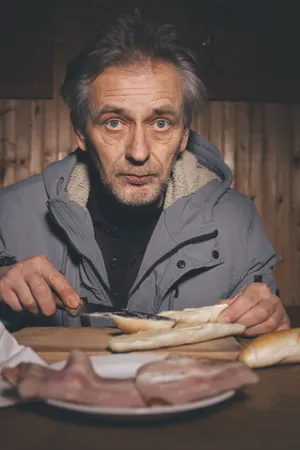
57, 297, 175, 321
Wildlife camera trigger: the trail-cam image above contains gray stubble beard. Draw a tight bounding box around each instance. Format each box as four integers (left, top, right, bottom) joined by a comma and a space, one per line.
89, 143, 182, 208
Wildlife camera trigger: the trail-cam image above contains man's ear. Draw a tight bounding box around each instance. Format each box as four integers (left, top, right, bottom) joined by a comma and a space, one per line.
179, 128, 190, 153
75, 130, 87, 151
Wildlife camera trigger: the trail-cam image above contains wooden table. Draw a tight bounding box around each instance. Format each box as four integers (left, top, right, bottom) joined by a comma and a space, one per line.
1, 363, 300, 450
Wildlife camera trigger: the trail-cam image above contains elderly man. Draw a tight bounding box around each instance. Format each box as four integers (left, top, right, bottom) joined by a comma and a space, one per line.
0, 12, 290, 334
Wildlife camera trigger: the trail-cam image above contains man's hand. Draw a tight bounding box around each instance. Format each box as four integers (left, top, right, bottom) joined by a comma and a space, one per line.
217, 282, 290, 336
0, 255, 81, 316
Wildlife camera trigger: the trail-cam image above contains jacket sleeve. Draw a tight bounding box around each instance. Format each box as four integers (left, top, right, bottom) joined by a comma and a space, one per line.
228, 198, 278, 297
0, 236, 23, 331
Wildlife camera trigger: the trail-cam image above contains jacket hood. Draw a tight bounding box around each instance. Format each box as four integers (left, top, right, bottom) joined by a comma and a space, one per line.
187, 130, 232, 204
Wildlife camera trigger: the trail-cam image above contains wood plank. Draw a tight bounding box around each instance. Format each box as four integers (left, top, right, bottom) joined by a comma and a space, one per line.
55, 42, 72, 161
234, 103, 250, 196
291, 105, 300, 305
13, 327, 242, 363
43, 99, 58, 166
15, 100, 31, 182
223, 102, 236, 187
29, 100, 44, 176
57, 98, 71, 161
262, 103, 277, 251
192, 105, 210, 140
13, 327, 120, 351
2, 100, 17, 187
201, 103, 210, 140
274, 105, 292, 304
0, 100, 4, 188
209, 102, 224, 159
249, 103, 264, 217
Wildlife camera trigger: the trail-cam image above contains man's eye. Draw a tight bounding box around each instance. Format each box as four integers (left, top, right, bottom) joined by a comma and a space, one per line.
154, 120, 170, 130
106, 119, 121, 129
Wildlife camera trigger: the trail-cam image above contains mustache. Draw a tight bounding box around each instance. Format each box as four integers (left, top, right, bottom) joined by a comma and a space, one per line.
113, 169, 161, 177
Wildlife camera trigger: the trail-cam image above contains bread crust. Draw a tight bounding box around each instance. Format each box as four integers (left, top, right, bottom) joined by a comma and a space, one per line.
110, 305, 228, 334
159, 304, 228, 327
239, 328, 300, 368
108, 322, 245, 353
110, 315, 175, 334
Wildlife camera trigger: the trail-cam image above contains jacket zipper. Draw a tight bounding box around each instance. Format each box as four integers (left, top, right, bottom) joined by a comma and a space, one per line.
60, 245, 68, 275
126, 229, 218, 309
47, 202, 114, 305
168, 285, 179, 311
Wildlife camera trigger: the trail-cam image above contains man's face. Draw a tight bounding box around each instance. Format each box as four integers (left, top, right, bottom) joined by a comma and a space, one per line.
75, 61, 189, 206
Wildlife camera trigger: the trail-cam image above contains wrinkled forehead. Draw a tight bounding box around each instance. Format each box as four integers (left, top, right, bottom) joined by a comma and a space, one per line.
89, 61, 184, 118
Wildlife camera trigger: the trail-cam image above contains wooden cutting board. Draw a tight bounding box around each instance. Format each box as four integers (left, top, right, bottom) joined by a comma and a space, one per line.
13, 327, 242, 364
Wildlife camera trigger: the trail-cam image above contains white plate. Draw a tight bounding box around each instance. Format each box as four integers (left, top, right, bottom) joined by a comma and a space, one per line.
47, 353, 235, 422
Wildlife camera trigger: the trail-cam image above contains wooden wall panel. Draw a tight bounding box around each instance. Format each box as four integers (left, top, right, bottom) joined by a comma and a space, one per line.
15, 101, 31, 182
43, 100, 58, 167
1, 100, 17, 187
273, 106, 292, 303
249, 104, 264, 217
292, 106, 300, 305
30, 101, 44, 176
209, 102, 224, 159
0, 101, 4, 186
0, 97, 299, 305
223, 102, 236, 187
235, 103, 251, 195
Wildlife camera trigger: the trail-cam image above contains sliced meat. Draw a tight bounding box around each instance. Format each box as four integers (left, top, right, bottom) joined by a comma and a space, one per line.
136, 355, 259, 406
2, 352, 259, 409
1, 350, 145, 408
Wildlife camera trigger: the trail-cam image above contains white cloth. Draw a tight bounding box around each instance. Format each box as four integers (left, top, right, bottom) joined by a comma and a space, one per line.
0, 322, 46, 407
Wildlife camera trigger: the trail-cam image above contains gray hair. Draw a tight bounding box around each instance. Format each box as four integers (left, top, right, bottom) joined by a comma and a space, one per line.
60, 11, 207, 132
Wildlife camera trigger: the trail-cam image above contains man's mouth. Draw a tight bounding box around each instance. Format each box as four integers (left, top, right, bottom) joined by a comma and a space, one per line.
121, 174, 156, 185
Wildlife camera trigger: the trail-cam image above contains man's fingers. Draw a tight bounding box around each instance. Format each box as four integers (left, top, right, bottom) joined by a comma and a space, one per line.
216, 295, 240, 308
0, 255, 80, 315
26, 274, 57, 316
230, 297, 277, 329
217, 291, 261, 323
242, 305, 285, 336
41, 262, 80, 309
14, 280, 40, 315
0, 280, 23, 312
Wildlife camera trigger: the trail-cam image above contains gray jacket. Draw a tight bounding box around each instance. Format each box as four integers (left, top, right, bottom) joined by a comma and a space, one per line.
0, 131, 277, 328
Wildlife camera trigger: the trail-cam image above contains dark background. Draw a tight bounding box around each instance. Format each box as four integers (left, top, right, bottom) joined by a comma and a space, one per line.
0, 0, 299, 101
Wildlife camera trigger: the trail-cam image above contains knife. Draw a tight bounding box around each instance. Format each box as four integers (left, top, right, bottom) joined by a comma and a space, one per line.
56, 297, 175, 321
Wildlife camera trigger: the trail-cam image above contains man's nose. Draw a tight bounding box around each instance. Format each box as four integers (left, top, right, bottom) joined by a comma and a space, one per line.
126, 127, 150, 164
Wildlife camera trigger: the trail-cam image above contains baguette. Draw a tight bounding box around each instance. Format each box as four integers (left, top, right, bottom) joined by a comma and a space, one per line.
110, 304, 228, 334
110, 315, 175, 334
108, 322, 245, 353
159, 304, 228, 327
238, 328, 300, 368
